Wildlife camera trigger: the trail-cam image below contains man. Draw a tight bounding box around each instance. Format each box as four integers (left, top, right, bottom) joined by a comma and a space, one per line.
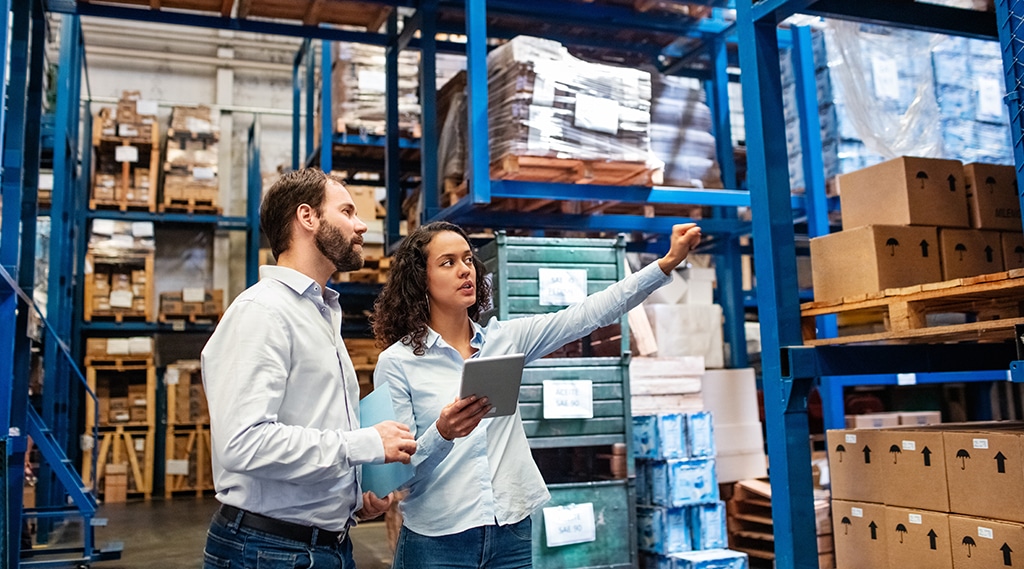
201, 168, 416, 569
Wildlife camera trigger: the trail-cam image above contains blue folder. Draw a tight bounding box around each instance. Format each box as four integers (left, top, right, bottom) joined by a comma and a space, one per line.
359, 386, 415, 497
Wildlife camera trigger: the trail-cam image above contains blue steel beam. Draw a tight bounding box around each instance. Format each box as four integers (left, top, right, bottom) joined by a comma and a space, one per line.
488, 180, 751, 207
385, 10, 401, 250
996, 0, 1024, 236
247, 119, 263, 287
305, 45, 316, 169
292, 40, 308, 171
435, 210, 745, 236
415, 0, 439, 249
736, 1, 818, 568
465, 0, 490, 206
320, 40, 333, 172
804, 0, 997, 40
84, 210, 249, 230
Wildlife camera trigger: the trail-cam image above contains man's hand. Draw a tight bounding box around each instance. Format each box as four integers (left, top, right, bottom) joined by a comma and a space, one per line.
374, 420, 417, 464
356, 491, 392, 522
657, 223, 702, 274
436, 395, 492, 441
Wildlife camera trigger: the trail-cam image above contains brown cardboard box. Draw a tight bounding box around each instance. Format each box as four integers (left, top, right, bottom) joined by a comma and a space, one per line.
838, 156, 970, 230
944, 428, 1024, 523
810, 225, 942, 301
827, 429, 887, 504
347, 185, 380, 221
900, 411, 943, 426
832, 500, 889, 569
104, 463, 128, 503
948, 515, 1024, 569
129, 406, 147, 422
877, 428, 950, 512
963, 163, 1023, 231
938, 229, 1004, 280
885, 507, 953, 569
1003, 231, 1024, 270
846, 412, 902, 429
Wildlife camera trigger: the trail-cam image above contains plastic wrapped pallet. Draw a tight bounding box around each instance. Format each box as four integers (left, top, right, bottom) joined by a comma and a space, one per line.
330, 42, 421, 136
648, 74, 722, 188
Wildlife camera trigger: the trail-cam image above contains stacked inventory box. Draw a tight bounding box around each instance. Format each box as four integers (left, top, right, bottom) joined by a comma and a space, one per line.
91, 90, 159, 212
164, 360, 213, 497
81, 336, 156, 501
84, 219, 155, 322
328, 42, 421, 137
478, 233, 636, 569
647, 74, 722, 189
158, 288, 224, 324
162, 105, 220, 213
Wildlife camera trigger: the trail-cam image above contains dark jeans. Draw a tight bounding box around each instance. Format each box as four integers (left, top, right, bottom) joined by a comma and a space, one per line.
203, 509, 355, 569
393, 517, 532, 569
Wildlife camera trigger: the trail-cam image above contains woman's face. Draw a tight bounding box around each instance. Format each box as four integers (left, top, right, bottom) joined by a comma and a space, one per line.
424, 230, 477, 315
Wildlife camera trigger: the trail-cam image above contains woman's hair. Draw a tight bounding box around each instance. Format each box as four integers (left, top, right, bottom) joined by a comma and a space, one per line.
371, 221, 491, 355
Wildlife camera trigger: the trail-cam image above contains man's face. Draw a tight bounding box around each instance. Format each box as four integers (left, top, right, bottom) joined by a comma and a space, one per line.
315, 181, 368, 272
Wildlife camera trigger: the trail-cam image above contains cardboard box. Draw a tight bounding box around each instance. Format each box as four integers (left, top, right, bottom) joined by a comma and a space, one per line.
944, 429, 1024, 523
900, 411, 943, 426
1003, 231, 1024, 270
810, 225, 942, 301
832, 500, 889, 569
846, 412, 902, 429
104, 463, 128, 503
963, 163, 1023, 231
838, 156, 969, 230
885, 507, 953, 569
347, 185, 380, 221
876, 428, 950, 512
938, 229, 1004, 280
827, 429, 887, 504
948, 515, 1024, 569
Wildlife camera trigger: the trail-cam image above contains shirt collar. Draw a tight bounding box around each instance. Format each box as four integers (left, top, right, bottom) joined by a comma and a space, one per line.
423, 319, 485, 350
259, 265, 322, 297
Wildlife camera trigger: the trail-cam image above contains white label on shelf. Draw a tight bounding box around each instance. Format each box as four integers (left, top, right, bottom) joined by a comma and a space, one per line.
845, 434, 857, 444
192, 166, 216, 180
909, 513, 923, 525
92, 219, 116, 236
136, 99, 158, 115
978, 526, 995, 540
542, 380, 594, 419
182, 287, 206, 303
871, 56, 900, 101
165, 367, 180, 385
358, 70, 387, 93
973, 438, 989, 449
574, 93, 619, 135
172, 319, 186, 331
166, 459, 189, 476
106, 338, 131, 355
543, 503, 596, 547
39, 172, 54, 191
131, 221, 154, 238
851, 507, 864, 518
902, 440, 917, 451
538, 268, 587, 306
115, 145, 139, 163
897, 373, 917, 386
976, 77, 1003, 121
80, 434, 95, 451
109, 290, 134, 309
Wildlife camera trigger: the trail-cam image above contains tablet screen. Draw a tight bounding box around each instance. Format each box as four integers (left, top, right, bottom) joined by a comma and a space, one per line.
459, 353, 526, 417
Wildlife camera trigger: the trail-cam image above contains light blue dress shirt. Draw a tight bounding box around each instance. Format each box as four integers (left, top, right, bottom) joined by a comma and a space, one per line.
374, 261, 670, 536
202, 265, 385, 531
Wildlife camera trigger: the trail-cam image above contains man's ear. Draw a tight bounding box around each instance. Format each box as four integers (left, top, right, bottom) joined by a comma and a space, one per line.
295, 203, 318, 232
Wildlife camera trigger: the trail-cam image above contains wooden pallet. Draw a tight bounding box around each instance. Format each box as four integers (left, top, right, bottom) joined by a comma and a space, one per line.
165, 424, 213, 498
801, 268, 1024, 345
84, 356, 154, 370
158, 196, 222, 215
491, 154, 663, 186
331, 256, 391, 284
89, 197, 154, 213
158, 311, 221, 324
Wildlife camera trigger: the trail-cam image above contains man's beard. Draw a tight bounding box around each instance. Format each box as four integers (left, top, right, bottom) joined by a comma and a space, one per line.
315, 219, 364, 272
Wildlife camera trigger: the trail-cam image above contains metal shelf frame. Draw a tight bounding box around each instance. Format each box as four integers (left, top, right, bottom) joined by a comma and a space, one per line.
737, 2, 1024, 568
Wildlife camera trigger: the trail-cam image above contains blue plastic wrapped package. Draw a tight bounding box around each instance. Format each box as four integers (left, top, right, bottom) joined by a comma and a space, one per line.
689, 502, 728, 550
651, 458, 719, 507
637, 505, 691, 555
633, 414, 687, 460
670, 549, 749, 569
636, 459, 652, 505
686, 411, 716, 458
639, 552, 674, 569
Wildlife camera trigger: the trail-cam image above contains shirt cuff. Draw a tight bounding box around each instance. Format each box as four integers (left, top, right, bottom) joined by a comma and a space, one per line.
346, 426, 387, 466
420, 422, 455, 456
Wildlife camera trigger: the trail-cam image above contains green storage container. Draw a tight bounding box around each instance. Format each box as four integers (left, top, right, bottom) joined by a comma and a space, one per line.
531, 480, 637, 569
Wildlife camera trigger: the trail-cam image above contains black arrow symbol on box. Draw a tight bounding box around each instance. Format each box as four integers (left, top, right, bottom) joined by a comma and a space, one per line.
948, 174, 957, 192
986, 246, 994, 263
920, 240, 930, 257
922, 447, 932, 467
864, 445, 872, 464
869, 521, 878, 540
928, 529, 938, 550
1002, 542, 1013, 566
996, 451, 1007, 474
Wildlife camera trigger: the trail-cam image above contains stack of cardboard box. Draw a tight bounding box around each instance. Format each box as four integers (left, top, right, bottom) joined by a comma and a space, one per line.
91, 91, 159, 210
163, 105, 219, 212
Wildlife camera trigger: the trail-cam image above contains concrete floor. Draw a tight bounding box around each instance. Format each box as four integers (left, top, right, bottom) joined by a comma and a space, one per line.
33, 497, 393, 569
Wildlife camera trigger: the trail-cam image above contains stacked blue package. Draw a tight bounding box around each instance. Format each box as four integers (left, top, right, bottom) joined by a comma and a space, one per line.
633, 413, 687, 460
637, 505, 691, 555
689, 502, 728, 551
686, 411, 716, 458
651, 458, 718, 507
670, 549, 749, 569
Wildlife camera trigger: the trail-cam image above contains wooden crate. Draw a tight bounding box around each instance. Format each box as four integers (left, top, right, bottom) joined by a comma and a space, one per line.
164, 424, 213, 498
85, 359, 156, 428
727, 479, 834, 569
90, 115, 160, 213
166, 360, 208, 426
158, 289, 224, 324
83, 253, 154, 322
81, 425, 155, 501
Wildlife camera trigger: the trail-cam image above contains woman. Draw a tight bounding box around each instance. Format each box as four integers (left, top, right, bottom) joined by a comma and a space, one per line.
371, 221, 701, 569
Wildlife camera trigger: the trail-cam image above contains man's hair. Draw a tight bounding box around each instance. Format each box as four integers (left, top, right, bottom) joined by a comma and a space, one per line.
259, 168, 333, 259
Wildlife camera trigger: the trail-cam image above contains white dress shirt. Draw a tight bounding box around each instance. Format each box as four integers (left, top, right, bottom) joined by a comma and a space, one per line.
202, 265, 385, 531
374, 261, 670, 536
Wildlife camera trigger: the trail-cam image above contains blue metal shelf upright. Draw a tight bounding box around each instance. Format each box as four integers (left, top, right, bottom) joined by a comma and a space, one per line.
736, 1, 1024, 568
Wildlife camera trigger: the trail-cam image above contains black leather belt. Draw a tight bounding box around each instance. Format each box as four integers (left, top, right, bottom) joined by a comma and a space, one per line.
218, 504, 348, 547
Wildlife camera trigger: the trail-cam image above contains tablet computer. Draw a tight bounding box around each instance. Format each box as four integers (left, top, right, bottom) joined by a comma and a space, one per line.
459, 353, 527, 417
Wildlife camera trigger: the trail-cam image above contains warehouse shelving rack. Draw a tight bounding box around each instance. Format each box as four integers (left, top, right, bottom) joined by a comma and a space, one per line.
736, 2, 1024, 568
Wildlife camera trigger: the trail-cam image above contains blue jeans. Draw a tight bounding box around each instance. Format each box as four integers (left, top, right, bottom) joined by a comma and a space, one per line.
393, 518, 532, 569
203, 510, 355, 569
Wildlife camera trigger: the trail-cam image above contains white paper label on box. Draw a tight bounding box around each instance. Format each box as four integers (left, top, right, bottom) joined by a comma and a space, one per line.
115, 145, 139, 163
80, 434, 95, 451
574, 94, 620, 135
182, 287, 206, 303
978, 526, 994, 540
192, 166, 216, 180
109, 290, 134, 309
538, 268, 588, 306
134, 438, 146, 451
133, 398, 149, 408
871, 56, 900, 101
532, 76, 555, 107
128, 337, 152, 354
165, 367, 180, 385
136, 99, 158, 115
542, 380, 594, 419
106, 338, 131, 355
543, 503, 596, 547
897, 373, 917, 386
973, 438, 990, 449
92, 219, 116, 236
358, 70, 387, 93
908, 514, 923, 525
110, 234, 135, 249
172, 319, 186, 331
131, 221, 154, 238
902, 440, 916, 451
166, 459, 190, 476
851, 507, 864, 518
845, 434, 857, 444
39, 172, 54, 190
976, 77, 1003, 121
